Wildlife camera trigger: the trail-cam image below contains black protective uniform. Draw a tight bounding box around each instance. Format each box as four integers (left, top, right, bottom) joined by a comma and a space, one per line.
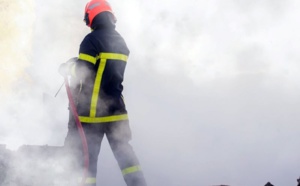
64, 12, 147, 186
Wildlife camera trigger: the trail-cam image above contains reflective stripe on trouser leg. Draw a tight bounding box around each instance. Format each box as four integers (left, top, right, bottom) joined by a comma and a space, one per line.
122, 165, 141, 176
78, 177, 96, 186
122, 165, 147, 186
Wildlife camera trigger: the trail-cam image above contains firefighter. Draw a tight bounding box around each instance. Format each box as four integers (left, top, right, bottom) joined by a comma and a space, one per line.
58, 0, 147, 185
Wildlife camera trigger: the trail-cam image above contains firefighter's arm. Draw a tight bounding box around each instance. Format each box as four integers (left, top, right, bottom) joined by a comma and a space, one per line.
58, 57, 77, 77
58, 57, 93, 80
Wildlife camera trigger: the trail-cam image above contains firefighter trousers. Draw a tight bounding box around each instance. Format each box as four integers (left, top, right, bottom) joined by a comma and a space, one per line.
64, 112, 147, 186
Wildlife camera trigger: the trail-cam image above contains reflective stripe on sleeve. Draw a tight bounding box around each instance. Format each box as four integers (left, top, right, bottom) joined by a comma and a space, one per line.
122, 165, 142, 176
79, 53, 98, 65
100, 53, 128, 61
79, 114, 128, 123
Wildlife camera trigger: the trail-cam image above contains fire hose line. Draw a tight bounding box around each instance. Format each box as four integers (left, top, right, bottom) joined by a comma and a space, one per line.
64, 77, 89, 186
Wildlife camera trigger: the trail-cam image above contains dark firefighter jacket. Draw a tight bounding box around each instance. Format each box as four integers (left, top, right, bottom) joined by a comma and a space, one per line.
70, 12, 130, 124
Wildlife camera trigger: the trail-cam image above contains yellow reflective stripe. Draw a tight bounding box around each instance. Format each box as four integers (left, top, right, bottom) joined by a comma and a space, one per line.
88, 53, 127, 117
90, 58, 107, 117
122, 165, 141, 176
79, 53, 97, 64
79, 114, 128, 123
100, 53, 128, 61
78, 177, 96, 184
85, 177, 96, 184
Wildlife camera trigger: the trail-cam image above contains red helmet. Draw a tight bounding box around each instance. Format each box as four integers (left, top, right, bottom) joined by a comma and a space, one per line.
84, 0, 116, 27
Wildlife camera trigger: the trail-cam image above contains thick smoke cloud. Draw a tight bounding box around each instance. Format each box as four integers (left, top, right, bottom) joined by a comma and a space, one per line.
0, 0, 300, 186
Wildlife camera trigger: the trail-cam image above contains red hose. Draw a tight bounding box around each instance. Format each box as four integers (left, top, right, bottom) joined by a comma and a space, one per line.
64, 77, 89, 186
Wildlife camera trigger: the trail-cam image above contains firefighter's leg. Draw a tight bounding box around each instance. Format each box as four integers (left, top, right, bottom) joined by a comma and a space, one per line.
80, 123, 105, 186
63, 111, 83, 185
106, 120, 147, 186
64, 113, 104, 186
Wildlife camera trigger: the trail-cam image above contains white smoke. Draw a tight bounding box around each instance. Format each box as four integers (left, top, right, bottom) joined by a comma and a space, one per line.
1, 0, 300, 186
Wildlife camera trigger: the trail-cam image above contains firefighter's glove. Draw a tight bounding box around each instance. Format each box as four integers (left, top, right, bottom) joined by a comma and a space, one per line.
58, 57, 77, 77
